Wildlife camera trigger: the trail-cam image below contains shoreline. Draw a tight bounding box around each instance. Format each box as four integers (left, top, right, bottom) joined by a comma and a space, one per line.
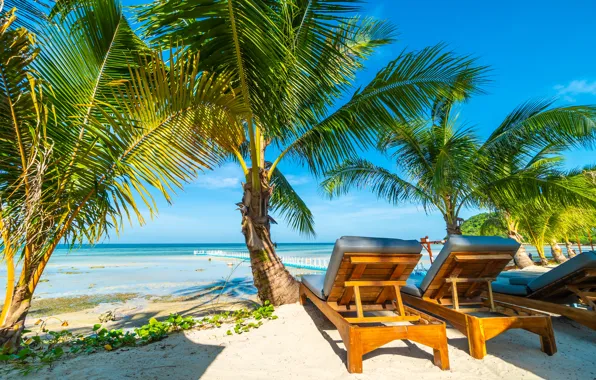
1, 258, 594, 379
24, 291, 259, 335
11, 300, 596, 380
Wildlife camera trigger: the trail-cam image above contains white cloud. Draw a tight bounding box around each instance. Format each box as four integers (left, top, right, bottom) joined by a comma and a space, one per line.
196, 176, 240, 189
341, 206, 420, 220
554, 80, 596, 102
193, 163, 243, 189
284, 174, 310, 186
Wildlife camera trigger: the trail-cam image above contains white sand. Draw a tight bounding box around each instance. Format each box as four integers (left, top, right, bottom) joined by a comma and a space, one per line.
23, 303, 596, 380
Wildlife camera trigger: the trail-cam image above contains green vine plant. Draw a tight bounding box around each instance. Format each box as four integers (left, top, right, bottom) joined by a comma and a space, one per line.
0, 302, 277, 375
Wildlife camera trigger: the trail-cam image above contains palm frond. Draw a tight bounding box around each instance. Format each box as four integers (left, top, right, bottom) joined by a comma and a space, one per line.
66, 49, 243, 240
272, 14, 397, 140
136, 0, 289, 124
1, 0, 51, 31
478, 213, 507, 236
269, 167, 315, 237
482, 100, 596, 161
37, 0, 150, 124
484, 166, 596, 218
277, 45, 489, 176
0, 9, 40, 197
321, 158, 432, 211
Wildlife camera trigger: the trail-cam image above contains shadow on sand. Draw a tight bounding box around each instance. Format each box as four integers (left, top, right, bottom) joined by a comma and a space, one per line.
446, 315, 596, 379
19, 277, 263, 379
21, 332, 225, 379
173, 277, 259, 316
301, 300, 439, 369
55, 277, 259, 336
300, 297, 596, 379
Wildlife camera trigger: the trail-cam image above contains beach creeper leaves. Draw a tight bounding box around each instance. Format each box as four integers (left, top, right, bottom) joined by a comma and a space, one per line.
0, 304, 277, 375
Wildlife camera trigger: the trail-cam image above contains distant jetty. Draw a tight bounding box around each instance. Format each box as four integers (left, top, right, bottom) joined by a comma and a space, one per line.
194, 250, 329, 271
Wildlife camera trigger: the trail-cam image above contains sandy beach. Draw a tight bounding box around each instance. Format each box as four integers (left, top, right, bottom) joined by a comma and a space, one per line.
3, 1, 596, 379
3, 246, 594, 380
17, 302, 596, 380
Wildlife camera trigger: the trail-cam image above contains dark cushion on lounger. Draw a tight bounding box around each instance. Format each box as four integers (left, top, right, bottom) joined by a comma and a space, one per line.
401, 276, 424, 297
527, 251, 596, 292
418, 235, 521, 295
301, 274, 325, 299
491, 281, 530, 296
498, 271, 542, 286
322, 236, 423, 298
509, 276, 537, 286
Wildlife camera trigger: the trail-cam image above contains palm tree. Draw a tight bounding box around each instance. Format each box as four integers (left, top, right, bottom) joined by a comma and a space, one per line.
513, 203, 596, 265
559, 208, 596, 257
135, 0, 489, 304
0, 1, 239, 347
322, 98, 596, 267
536, 205, 596, 261
515, 206, 559, 265
476, 211, 537, 267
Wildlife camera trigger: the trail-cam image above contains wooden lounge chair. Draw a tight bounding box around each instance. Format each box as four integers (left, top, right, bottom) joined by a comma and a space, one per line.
492, 251, 596, 330
400, 235, 557, 360
299, 236, 450, 373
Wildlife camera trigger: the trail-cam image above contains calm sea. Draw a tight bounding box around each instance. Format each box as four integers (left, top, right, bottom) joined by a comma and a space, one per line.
51, 243, 337, 257
0, 243, 573, 300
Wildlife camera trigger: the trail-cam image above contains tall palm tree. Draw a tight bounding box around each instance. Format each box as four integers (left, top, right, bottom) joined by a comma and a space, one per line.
135, 0, 489, 304
0, 1, 240, 347
322, 98, 596, 267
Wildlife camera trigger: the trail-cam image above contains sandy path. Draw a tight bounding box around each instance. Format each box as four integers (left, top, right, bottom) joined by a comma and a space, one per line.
22, 303, 596, 380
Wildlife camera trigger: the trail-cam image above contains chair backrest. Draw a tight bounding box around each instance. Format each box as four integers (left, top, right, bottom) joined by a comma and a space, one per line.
323, 236, 422, 303
419, 235, 520, 300
528, 251, 596, 301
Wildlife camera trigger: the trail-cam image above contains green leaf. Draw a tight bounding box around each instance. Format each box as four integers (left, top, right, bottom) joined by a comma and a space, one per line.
269, 167, 315, 237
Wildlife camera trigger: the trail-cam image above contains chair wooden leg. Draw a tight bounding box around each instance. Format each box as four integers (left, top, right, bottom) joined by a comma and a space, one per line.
432, 331, 450, 370
346, 327, 363, 373
406, 323, 450, 370
299, 285, 307, 306
538, 318, 557, 356
465, 315, 487, 359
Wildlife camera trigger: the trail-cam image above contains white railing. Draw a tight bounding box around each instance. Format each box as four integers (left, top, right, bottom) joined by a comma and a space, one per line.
193, 250, 328, 271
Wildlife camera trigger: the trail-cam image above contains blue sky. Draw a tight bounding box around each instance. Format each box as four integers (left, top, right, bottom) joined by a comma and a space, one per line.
114, 0, 596, 244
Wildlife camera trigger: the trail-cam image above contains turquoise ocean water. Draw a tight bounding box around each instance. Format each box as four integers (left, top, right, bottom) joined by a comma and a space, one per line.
0, 243, 567, 300
2, 243, 339, 300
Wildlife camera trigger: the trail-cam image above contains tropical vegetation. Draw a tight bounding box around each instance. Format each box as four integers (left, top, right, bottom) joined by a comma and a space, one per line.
0, 0, 241, 347
135, 0, 489, 304
1, 303, 277, 375
463, 208, 596, 265
3, 0, 595, 353
322, 98, 596, 267
460, 213, 506, 237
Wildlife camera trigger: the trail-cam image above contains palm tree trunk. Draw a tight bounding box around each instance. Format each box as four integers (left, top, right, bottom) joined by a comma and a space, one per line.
564, 239, 577, 258
504, 215, 535, 268
0, 284, 33, 348
535, 246, 549, 266
239, 168, 298, 305
549, 240, 568, 264
508, 232, 535, 268
445, 218, 461, 236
